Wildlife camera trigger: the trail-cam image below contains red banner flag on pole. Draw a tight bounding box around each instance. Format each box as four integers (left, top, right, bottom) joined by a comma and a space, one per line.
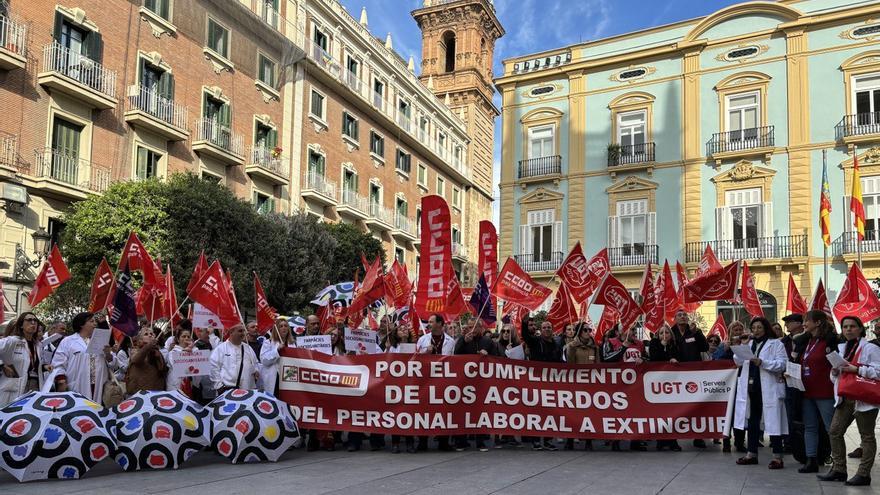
118, 231, 162, 286
27, 245, 71, 307
88, 258, 115, 313
414, 195, 458, 317
695, 244, 723, 280
547, 283, 578, 334
593, 274, 643, 332
187, 251, 209, 293
165, 267, 181, 328
682, 260, 740, 303
785, 274, 808, 315
833, 263, 880, 324
661, 261, 681, 325
556, 243, 610, 305
594, 305, 619, 344
740, 262, 764, 318
478, 221, 498, 287
492, 258, 552, 311
349, 257, 385, 320
709, 314, 728, 342
383, 260, 412, 309
189, 260, 240, 329
254, 273, 278, 333
676, 261, 701, 313
639, 268, 664, 335
809, 279, 832, 317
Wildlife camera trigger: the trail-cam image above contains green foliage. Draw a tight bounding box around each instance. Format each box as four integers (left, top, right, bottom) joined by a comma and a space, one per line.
323, 222, 386, 283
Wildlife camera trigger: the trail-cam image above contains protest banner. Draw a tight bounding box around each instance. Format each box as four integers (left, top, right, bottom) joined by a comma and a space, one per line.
169, 350, 212, 379
192, 303, 222, 329
278, 349, 737, 440
344, 327, 379, 355
296, 335, 332, 354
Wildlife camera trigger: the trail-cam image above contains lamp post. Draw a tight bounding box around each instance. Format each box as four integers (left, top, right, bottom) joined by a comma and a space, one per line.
13, 227, 52, 280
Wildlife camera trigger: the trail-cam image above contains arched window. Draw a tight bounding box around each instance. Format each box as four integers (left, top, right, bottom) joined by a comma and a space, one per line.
442, 31, 456, 73
717, 290, 777, 328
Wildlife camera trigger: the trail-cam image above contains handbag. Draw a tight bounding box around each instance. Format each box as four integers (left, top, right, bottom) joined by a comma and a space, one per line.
102, 365, 126, 408
837, 348, 880, 406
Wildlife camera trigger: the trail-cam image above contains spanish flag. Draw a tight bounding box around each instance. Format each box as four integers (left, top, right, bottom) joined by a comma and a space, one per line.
819, 160, 832, 247
851, 148, 866, 241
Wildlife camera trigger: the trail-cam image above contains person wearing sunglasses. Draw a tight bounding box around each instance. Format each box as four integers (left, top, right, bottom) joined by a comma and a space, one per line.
0, 313, 44, 407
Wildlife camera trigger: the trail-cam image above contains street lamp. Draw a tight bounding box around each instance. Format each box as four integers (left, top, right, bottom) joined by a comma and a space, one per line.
13, 227, 52, 280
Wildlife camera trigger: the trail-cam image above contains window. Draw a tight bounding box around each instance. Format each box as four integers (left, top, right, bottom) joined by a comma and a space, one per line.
343, 169, 357, 193
373, 78, 385, 109
416, 208, 422, 236
258, 54, 276, 87
726, 92, 760, 141
50, 117, 83, 183
207, 18, 229, 59
398, 98, 411, 130
54, 12, 102, 62
396, 198, 408, 219
310, 90, 325, 120
520, 210, 561, 265
313, 25, 328, 52
618, 68, 647, 80
369, 183, 380, 207
452, 227, 461, 245
726, 46, 759, 60
442, 31, 456, 73
716, 188, 773, 252
144, 0, 170, 20
254, 191, 275, 215
395, 247, 405, 265
396, 149, 411, 174
137, 58, 174, 104
419, 117, 429, 141
346, 55, 359, 76
201, 171, 222, 184
254, 122, 277, 152
608, 200, 655, 259
202, 92, 230, 125
135, 146, 162, 180
308, 149, 325, 176
853, 73, 880, 125
617, 111, 646, 151
452, 186, 461, 210
342, 111, 359, 141
528, 125, 554, 159
438, 132, 447, 150
369, 131, 384, 157
854, 25, 880, 37
860, 176, 880, 240
453, 146, 462, 165
530, 86, 556, 97
48, 218, 66, 250
436, 176, 445, 196
417, 164, 427, 187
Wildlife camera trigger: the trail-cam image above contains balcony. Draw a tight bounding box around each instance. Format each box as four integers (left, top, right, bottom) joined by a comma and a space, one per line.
609, 245, 659, 268
246, 147, 289, 185
835, 113, 880, 145
684, 235, 807, 263
832, 230, 880, 257
514, 252, 564, 273
124, 85, 188, 141
607, 142, 656, 169
301, 171, 337, 206
452, 242, 468, 262
366, 202, 394, 230
38, 42, 117, 109
706, 126, 774, 164
337, 188, 369, 220
30, 148, 111, 200
392, 214, 418, 242
343, 69, 363, 95
306, 39, 339, 75
0, 14, 27, 70
240, 0, 281, 30
1, 132, 18, 170
192, 118, 245, 165
517, 155, 562, 180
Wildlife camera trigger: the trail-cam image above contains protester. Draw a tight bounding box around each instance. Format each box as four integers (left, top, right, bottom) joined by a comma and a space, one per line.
165, 328, 194, 396
650, 325, 682, 452
329, 327, 346, 356
819, 316, 880, 486
415, 314, 455, 451
192, 327, 218, 405
209, 323, 259, 394
714, 320, 745, 361
260, 316, 296, 396
494, 323, 519, 357
600, 325, 624, 363
303, 315, 321, 336
563, 321, 598, 451
0, 312, 43, 407
125, 326, 169, 394
521, 315, 562, 451
52, 312, 118, 403
386, 323, 416, 453
558, 324, 576, 356
707, 334, 722, 358
734, 317, 787, 469
114, 336, 132, 382
453, 319, 494, 452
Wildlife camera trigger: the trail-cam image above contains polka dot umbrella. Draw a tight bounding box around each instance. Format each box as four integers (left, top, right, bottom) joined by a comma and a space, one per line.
207, 389, 300, 463
0, 391, 114, 482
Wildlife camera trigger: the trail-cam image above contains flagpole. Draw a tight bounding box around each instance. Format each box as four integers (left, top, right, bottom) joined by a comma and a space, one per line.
854, 144, 864, 269
823, 149, 830, 286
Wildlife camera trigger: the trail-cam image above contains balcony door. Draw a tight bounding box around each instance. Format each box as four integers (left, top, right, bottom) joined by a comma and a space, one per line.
854, 73, 880, 127
527, 125, 554, 159
50, 117, 82, 184
203, 94, 230, 146
716, 188, 772, 259
520, 209, 561, 271
847, 176, 880, 252
608, 199, 655, 265
617, 111, 646, 157
726, 92, 760, 143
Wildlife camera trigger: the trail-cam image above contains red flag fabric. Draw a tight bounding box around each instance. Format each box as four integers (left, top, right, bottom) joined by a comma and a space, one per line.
187, 251, 209, 294
556, 243, 610, 304
254, 273, 278, 333
165, 267, 181, 328
118, 232, 161, 286
136, 285, 167, 323
189, 260, 240, 329
809, 279, 832, 317
547, 284, 578, 334
833, 263, 880, 324
443, 267, 469, 321
478, 221, 498, 287
639, 270, 664, 335
349, 257, 385, 318
383, 260, 412, 309
661, 261, 681, 324
786, 274, 808, 315
709, 314, 728, 341
414, 195, 459, 317
88, 258, 115, 313
740, 262, 764, 318
683, 260, 740, 303
492, 258, 552, 311
676, 262, 701, 313
593, 274, 643, 332
695, 244, 723, 280
27, 245, 70, 307
502, 303, 529, 338
594, 305, 619, 344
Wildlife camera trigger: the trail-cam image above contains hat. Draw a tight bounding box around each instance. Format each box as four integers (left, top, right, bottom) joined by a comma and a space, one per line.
782, 314, 803, 323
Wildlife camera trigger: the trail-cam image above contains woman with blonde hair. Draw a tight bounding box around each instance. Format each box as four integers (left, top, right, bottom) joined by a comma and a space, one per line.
260, 317, 296, 396
0, 313, 43, 406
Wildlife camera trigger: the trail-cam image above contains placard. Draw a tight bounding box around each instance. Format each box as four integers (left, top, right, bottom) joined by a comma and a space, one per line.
296, 335, 332, 355
345, 328, 378, 355
169, 349, 212, 379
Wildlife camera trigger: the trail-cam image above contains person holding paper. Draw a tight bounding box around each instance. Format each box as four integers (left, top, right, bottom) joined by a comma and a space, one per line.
0, 313, 44, 407
717, 320, 748, 454
734, 317, 788, 470
209, 323, 259, 394
125, 326, 169, 394
51, 312, 118, 403
191, 327, 219, 405
820, 316, 880, 486
415, 314, 455, 452
165, 329, 194, 395
259, 317, 295, 396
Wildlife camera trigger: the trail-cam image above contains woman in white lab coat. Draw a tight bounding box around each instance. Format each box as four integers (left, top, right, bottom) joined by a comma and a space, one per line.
734, 317, 788, 469
0, 313, 44, 407
165, 328, 195, 395
260, 318, 295, 396
51, 312, 118, 403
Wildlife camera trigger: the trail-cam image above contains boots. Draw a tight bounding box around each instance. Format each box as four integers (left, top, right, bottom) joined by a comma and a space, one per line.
798, 457, 819, 473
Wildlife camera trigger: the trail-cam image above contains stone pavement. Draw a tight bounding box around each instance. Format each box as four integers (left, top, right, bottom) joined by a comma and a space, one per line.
1, 430, 878, 495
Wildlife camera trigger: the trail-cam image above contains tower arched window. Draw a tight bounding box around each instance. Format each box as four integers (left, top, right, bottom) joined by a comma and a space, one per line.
442, 31, 456, 73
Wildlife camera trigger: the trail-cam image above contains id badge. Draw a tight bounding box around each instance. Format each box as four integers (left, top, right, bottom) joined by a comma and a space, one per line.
803, 366, 811, 377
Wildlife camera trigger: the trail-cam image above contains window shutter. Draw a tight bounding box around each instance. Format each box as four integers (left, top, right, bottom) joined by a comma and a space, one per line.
715, 206, 730, 241
647, 212, 656, 247
761, 202, 774, 238
159, 71, 174, 100
520, 225, 531, 256
353, 119, 359, 140
842, 195, 853, 233
608, 216, 619, 248
53, 11, 64, 42
136, 147, 148, 179
208, 22, 217, 52
138, 58, 147, 85
220, 102, 231, 127
202, 92, 209, 119
268, 129, 278, 149
86, 31, 103, 63
553, 221, 563, 255
258, 56, 266, 84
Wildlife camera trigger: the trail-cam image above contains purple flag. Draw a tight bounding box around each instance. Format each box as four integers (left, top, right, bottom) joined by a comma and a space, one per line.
468, 274, 496, 324
109, 264, 139, 337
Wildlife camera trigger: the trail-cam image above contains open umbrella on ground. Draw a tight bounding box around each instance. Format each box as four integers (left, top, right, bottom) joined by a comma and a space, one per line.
108, 390, 210, 471
0, 391, 114, 482
207, 389, 300, 463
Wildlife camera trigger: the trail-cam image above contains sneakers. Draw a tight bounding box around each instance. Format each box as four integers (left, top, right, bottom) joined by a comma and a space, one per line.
477, 441, 489, 452
737, 456, 759, 465
532, 442, 543, 451
543, 441, 558, 451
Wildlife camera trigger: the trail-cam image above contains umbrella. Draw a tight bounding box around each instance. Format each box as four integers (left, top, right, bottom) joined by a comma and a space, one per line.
311, 282, 355, 306
208, 389, 300, 463
0, 391, 114, 482
108, 391, 210, 471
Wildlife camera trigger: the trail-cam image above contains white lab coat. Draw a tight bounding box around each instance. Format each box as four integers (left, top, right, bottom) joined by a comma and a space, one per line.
209, 341, 259, 391
164, 346, 193, 393
0, 336, 44, 407
416, 332, 455, 356
259, 340, 295, 395
115, 349, 129, 381
732, 338, 788, 436
50, 333, 119, 404
831, 339, 880, 411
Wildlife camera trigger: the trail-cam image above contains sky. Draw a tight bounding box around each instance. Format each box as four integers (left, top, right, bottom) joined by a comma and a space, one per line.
337, 0, 747, 224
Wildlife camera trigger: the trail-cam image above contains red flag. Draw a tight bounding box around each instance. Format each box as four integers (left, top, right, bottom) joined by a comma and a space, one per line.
639, 269, 664, 334
443, 267, 469, 321
683, 261, 739, 303
118, 232, 161, 286
676, 262, 701, 312
786, 274, 808, 315
189, 260, 240, 329
594, 305, 619, 344
593, 274, 643, 332
414, 195, 458, 317
478, 221, 499, 325
27, 245, 70, 307
709, 314, 728, 341
165, 267, 181, 328
187, 251, 209, 294
224, 269, 242, 327
254, 273, 278, 332
695, 244, 723, 280
740, 262, 764, 318
502, 303, 529, 337
88, 258, 115, 313
639, 263, 653, 302
349, 257, 385, 317
833, 263, 880, 324
556, 243, 610, 304
492, 257, 552, 311
809, 279, 832, 316
661, 261, 680, 324
546, 284, 578, 334
383, 260, 412, 309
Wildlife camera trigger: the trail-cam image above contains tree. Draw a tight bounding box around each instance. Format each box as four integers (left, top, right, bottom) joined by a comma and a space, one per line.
323, 222, 386, 283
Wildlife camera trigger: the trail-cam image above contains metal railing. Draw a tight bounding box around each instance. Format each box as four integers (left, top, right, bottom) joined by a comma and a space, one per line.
1, 132, 17, 168
369, 202, 395, 226
833, 230, 880, 256
249, 147, 289, 178
397, 112, 413, 133
836, 113, 880, 140
242, 0, 280, 29
452, 242, 466, 259
343, 68, 363, 94
302, 170, 337, 200
194, 118, 245, 157
340, 188, 368, 213
608, 244, 659, 267
126, 85, 188, 130
514, 252, 564, 272
395, 214, 416, 236
32, 148, 111, 193
518, 155, 562, 179
0, 14, 27, 58
41, 42, 117, 99
608, 142, 656, 167
306, 38, 337, 73
685, 235, 808, 263
707, 125, 774, 156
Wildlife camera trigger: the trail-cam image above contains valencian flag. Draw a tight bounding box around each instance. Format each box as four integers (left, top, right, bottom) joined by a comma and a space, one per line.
27, 245, 70, 307
88, 258, 115, 313
833, 263, 880, 323
109, 264, 139, 337
709, 314, 728, 341
556, 243, 610, 304
820, 160, 833, 247
415, 195, 458, 317
254, 273, 278, 332
683, 260, 740, 303
492, 257, 552, 311
852, 149, 866, 240
546, 283, 578, 334
468, 274, 496, 324
786, 274, 808, 315
809, 279, 832, 316
740, 262, 764, 318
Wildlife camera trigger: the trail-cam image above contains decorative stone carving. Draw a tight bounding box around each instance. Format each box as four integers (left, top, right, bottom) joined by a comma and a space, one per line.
840, 19, 880, 42
865, 147, 880, 164
729, 160, 756, 181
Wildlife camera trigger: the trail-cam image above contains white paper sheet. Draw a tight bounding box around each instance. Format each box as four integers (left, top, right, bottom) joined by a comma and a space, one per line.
396, 343, 417, 354
785, 362, 805, 391
505, 344, 526, 360
85, 329, 111, 355
731, 344, 755, 361
826, 351, 848, 369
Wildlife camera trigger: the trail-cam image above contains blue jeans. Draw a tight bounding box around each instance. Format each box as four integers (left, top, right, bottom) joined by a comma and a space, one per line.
802, 398, 834, 457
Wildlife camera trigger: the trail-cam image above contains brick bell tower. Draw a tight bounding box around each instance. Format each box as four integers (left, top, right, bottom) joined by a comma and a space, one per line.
412, 0, 504, 285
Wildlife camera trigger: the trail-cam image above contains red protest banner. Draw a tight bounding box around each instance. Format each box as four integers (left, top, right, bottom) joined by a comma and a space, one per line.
28, 245, 71, 307
556, 243, 610, 304
415, 195, 456, 316
492, 258, 552, 311
88, 258, 115, 313
278, 349, 737, 440
478, 220, 498, 287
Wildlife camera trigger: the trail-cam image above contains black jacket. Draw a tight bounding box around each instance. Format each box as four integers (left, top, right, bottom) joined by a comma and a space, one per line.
671, 325, 708, 362
520, 318, 563, 362
454, 335, 497, 355
649, 339, 679, 362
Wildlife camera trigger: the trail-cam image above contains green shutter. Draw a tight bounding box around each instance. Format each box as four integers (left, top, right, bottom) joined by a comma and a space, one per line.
136, 147, 148, 179
137, 58, 147, 85
268, 129, 278, 149
207, 21, 216, 52
220, 102, 231, 127
86, 31, 103, 63
159, 71, 174, 100
53, 11, 64, 42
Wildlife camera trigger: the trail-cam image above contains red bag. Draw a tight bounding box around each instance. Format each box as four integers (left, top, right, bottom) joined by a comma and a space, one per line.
838, 349, 880, 406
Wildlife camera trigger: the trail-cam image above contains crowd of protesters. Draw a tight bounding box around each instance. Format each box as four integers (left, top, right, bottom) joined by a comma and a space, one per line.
0, 307, 878, 485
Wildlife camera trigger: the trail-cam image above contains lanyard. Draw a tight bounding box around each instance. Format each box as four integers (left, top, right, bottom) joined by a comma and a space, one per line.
802, 338, 821, 363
